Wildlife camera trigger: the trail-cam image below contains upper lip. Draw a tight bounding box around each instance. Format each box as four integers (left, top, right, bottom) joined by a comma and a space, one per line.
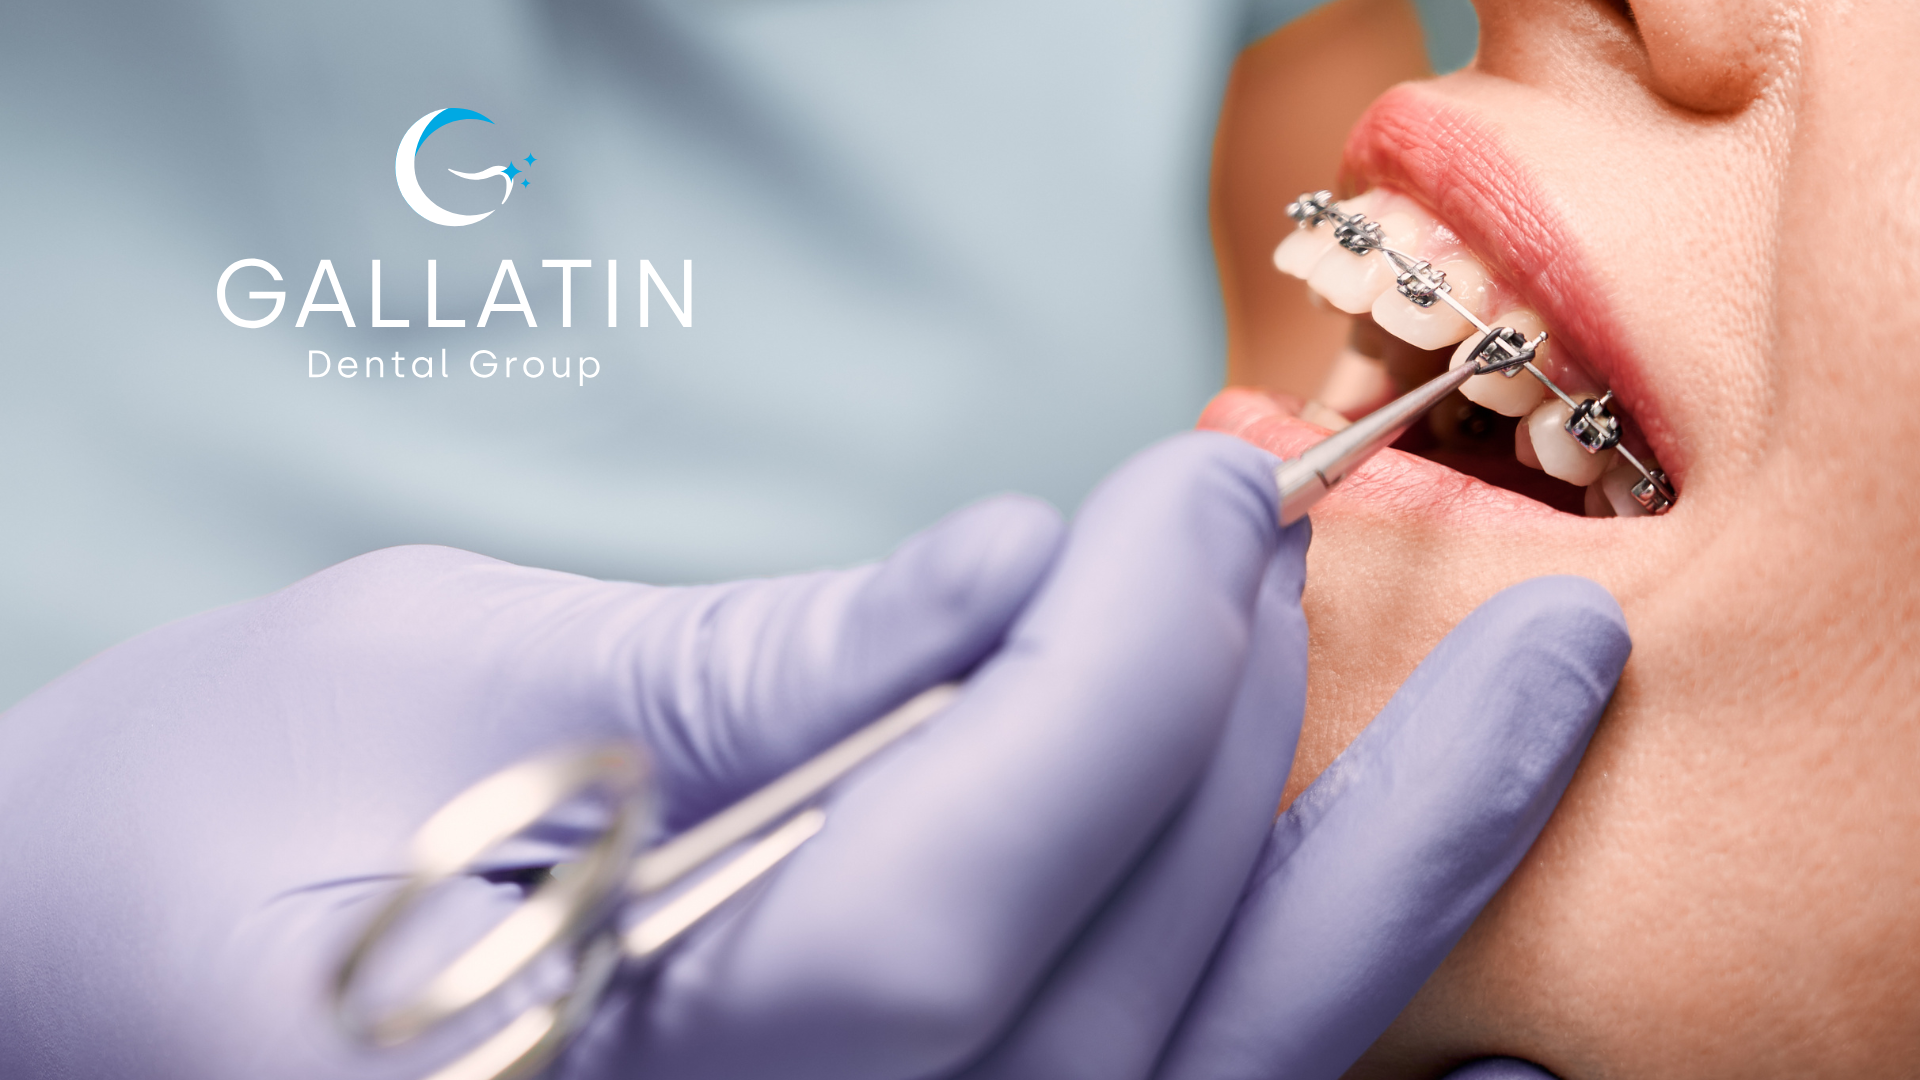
1340, 82, 1682, 483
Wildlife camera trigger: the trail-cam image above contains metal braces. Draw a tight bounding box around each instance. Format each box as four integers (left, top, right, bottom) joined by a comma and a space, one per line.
1285, 191, 1675, 514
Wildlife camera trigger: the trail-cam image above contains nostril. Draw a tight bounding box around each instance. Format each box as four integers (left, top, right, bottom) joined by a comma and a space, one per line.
1631, 0, 1787, 114
1475, 0, 1779, 117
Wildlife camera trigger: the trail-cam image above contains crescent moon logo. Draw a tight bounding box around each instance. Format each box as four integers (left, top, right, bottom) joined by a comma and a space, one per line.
396, 108, 531, 227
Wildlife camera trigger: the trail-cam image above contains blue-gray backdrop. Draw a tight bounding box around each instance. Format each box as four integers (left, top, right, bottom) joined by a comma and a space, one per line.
0, 0, 1474, 707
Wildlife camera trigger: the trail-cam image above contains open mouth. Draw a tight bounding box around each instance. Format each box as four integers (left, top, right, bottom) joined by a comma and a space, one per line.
1274, 184, 1670, 520
1214, 87, 1680, 525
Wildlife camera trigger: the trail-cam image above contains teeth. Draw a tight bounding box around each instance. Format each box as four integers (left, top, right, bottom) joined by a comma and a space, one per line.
1317, 347, 1395, 418
1274, 224, 1338, 278
1299, 189, 1496, 345
1598, 461, 1655, 518
1297, 400, 1353, 432
1273, 191, 1381, 279
1515, 418, 1543, 470
1371, 257, 1486, 349
1305, 212, 1419, 313
1526, 398, 1616, 486
1450, 309, 1551, 417
1273, 226, 1337, 279
1281, 189, 1666, 516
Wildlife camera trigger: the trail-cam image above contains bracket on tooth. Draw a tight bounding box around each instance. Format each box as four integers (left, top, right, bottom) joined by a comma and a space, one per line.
1565, 391, 1624, 453
1466, 326, 1547, 377
1286, 190, 1337, 227
1631, 468, 1675, 514
1333, 214, 1385, 254
1283, 189, 1384, 254
1387, 251, 1449, 307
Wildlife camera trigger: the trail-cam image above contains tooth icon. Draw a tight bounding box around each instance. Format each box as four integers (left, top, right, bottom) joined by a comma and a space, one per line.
448, 164, 516, 205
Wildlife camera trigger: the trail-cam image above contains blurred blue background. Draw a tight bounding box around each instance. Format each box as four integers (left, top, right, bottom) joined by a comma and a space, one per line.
0, 0, 1475, 708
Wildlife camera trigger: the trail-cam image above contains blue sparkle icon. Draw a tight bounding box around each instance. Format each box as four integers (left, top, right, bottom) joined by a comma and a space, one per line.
521, 179, 530, 187
503, 162, 521, 180
525, 154, 537, 166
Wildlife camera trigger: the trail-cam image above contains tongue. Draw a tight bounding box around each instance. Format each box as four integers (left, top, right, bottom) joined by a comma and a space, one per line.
1396, 396, 1586, 514
1198, 387, 1585, 519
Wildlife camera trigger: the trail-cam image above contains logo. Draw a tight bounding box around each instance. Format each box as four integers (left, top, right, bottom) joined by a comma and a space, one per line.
216, 103, 693, 355
394, 108, 536, 227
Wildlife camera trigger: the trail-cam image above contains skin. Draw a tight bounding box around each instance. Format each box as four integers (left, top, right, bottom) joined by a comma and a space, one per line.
1212, 0, 1432, 395
1210, 1, 1920, 1076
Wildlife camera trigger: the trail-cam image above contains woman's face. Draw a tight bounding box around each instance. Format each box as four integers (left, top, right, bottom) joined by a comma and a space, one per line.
1210, 0, 1920, 1074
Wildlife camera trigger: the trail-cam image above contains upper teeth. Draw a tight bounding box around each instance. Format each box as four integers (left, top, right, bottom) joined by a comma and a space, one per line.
1274, 188, 1672, 515
1377, 256, 1484, 349
1450, 312, 1549, 416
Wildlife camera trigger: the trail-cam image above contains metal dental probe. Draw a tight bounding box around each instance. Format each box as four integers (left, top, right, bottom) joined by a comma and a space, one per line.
1274, 191, 1677, 523
1276, 347, 1523, 525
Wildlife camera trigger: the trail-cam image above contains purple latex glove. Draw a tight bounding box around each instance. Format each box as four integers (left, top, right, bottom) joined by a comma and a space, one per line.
1151, 574, 1631, 1080
550, 449, 1629, 1080
0, 488, 1058, 1079
579, 432, 1314, 1080
0, 432, 1308, 1080
1446, 1060, 1560, 1079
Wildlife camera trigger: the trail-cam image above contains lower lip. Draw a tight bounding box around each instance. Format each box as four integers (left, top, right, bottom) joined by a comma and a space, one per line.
1200, 388, 1575, 527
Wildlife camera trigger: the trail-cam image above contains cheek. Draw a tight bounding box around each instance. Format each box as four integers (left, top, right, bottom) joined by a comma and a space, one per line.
1630, 0, 1790, 113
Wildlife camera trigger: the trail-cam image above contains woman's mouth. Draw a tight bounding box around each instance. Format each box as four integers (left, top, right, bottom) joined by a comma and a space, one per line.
1222, 86, 1681, 524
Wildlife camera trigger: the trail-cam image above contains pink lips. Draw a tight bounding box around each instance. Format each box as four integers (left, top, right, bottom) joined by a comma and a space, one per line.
1341, 84, 1682, 484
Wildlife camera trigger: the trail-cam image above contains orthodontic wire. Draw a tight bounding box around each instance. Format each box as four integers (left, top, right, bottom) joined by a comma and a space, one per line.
1286, 191, 1676, 514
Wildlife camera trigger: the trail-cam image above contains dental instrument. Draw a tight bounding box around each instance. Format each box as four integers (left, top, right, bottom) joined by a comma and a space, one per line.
331, 683, 961, 1080
1274, 191, 1676, 526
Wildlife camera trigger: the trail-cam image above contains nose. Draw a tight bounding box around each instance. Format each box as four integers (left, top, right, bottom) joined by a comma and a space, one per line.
1471, 0, 1787, 114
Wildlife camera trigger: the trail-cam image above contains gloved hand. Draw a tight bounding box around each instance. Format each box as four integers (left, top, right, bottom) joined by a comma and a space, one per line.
0, 430, 1629, 1080
586, 458, 1629, 1080
0, 432, 1291, 1080
584, 432, 1314, 1080
1444, 1060, 1560, 1079
1149, 572, 1629, 1080
0, 457, 1058, 1078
